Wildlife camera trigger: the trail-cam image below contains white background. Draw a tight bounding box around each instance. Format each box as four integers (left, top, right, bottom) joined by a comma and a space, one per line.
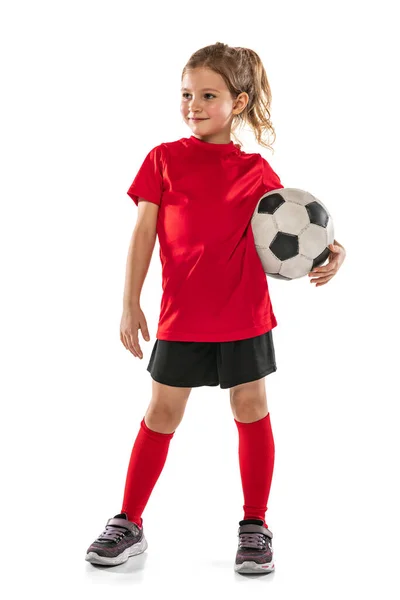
1, 0, 399, 598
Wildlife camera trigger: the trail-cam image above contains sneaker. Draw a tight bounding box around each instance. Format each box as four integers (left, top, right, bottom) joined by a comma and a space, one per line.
234, 518, 275, 574
85, 512, 148, 566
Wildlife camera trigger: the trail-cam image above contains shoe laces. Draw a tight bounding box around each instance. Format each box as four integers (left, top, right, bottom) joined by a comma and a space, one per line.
97, 524, 133, 543
239, 531, 269, 550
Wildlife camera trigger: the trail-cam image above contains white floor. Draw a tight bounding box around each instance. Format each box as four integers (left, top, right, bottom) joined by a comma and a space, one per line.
11, 498, 397, 600
7, 381, 399, 600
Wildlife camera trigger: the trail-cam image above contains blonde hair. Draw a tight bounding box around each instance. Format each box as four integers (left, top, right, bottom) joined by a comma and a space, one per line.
182, 42, 277, 153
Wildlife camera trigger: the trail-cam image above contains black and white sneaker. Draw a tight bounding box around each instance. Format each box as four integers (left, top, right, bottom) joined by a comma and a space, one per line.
85, 512, 148, 566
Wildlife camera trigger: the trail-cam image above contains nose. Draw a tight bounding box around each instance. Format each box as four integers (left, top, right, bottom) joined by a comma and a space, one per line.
188, 96, 202, 113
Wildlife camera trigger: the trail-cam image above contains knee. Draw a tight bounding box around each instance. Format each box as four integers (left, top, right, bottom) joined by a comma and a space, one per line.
230, 394, 268, 423
145, 405, 184, 434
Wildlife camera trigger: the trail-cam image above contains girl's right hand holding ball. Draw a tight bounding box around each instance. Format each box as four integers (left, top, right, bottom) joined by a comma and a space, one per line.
120, 305, 150, 359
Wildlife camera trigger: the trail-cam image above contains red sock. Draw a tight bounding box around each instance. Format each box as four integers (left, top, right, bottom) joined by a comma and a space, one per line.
234, 412, 275, 529
121, 418, 175, 528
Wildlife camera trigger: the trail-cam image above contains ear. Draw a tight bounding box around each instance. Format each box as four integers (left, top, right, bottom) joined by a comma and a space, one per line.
233, 91, 249, 115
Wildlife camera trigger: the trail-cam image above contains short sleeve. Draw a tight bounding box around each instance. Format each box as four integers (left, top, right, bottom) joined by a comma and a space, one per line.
127, 144, 165, 206
260, 156, 284, 192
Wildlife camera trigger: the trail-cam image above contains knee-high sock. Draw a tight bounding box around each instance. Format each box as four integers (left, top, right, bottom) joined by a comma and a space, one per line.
234, 412, 275, 529
121, 417, 174, 527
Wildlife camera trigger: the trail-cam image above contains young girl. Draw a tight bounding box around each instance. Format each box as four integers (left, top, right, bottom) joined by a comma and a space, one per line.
86, 42, 346, 574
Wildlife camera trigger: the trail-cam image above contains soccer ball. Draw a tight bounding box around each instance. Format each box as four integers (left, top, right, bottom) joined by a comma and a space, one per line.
251, 188, 334, 280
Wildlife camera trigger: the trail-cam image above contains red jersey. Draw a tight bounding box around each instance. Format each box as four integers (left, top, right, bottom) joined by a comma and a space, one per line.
127, 135, 284, 342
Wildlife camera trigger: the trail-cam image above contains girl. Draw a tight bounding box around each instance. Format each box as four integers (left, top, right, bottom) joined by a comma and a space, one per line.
85, 42, 346, 574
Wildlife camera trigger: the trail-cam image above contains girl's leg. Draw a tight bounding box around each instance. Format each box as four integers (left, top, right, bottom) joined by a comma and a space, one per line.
230, 377, 275, 528
120, 379, 192, 526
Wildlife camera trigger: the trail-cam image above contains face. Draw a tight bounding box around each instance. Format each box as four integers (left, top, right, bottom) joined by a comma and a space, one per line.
180, 67, 248, 143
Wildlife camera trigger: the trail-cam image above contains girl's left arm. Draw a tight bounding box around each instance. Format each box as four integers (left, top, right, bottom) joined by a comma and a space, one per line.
308, 239, 346, 287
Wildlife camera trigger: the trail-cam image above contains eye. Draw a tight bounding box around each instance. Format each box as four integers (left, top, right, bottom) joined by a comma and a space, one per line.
181, 93, 216, 100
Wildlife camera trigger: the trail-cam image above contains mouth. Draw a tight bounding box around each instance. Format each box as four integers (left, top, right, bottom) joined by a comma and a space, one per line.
189, 118, 208, 121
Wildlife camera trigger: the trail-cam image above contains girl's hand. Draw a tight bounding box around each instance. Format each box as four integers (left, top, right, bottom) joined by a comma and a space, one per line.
308, 239, 346, 287
120, 305, 150, 359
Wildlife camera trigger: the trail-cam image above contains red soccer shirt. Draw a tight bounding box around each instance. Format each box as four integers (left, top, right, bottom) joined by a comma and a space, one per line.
127, 135, 284, 342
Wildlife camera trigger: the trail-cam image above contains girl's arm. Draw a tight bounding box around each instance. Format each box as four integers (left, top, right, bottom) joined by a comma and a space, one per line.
308, 239, 346, 286
123, 199, 159, 309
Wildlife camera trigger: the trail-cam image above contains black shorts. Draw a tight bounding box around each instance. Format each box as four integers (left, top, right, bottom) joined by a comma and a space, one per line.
147, 330, 277, 389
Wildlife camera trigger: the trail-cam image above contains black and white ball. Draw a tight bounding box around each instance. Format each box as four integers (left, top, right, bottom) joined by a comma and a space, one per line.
251, 188, 334, 280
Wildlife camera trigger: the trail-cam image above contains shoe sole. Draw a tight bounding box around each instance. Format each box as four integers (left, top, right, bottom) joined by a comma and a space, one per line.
85, 535, 148, 566
234, 559, 275, 574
